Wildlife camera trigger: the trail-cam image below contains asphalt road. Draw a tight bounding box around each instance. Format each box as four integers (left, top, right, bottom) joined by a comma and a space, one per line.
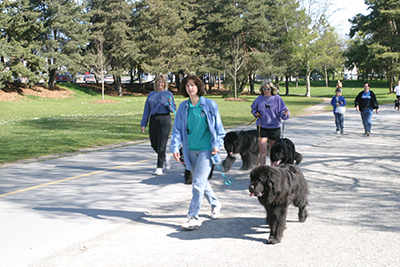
1, 103, 399, 267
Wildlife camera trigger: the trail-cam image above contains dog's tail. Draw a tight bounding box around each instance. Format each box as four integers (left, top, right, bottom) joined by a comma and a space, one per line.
295, 152, 303, 165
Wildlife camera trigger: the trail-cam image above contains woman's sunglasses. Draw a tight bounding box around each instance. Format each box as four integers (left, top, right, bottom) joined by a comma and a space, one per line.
263, 87, 271, 91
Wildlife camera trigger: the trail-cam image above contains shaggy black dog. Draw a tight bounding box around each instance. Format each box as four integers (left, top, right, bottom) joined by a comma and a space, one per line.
221, 129, 259, 172
270, 138, 302, 166
249, 164, 309, 244
179, 147, 214, 184
395, 99, 399, 110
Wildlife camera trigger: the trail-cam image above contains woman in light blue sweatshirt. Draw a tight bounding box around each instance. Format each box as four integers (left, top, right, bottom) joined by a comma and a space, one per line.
170, 74, 225, 231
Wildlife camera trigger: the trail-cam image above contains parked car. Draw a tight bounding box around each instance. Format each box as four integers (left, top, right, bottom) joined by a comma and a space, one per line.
104, 75, 114, 84
311, 75, 322, 81
55, 74, 69, 82
84, 74, 96, 83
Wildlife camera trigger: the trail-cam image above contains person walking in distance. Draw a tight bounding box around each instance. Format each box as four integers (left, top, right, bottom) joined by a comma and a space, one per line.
354, 82, 379, 136
331, 81, 347, 134
141, 74, 176, 175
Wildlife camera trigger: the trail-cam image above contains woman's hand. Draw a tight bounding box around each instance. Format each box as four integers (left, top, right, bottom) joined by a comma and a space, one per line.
173, 152, 180, 162
283, 110, 289, 116
141, 127, 145, 133
211, 147, 219, 155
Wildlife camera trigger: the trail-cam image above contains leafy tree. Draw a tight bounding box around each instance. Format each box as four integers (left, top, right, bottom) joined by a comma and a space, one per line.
350, 0, 400, 91
296, 0, 337, 97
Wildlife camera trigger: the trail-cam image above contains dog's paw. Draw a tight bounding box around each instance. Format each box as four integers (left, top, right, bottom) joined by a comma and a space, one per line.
266, 238, 280, 245
298, 209, 308, 222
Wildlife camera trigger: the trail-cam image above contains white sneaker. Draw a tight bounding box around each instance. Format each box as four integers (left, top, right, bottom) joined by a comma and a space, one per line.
211, 202, 221, 219
165, 154, 171, 170
154, 168, 163, 175
181, 215, 201, 230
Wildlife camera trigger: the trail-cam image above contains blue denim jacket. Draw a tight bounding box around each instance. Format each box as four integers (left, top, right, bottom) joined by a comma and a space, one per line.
170, 97, 225, 171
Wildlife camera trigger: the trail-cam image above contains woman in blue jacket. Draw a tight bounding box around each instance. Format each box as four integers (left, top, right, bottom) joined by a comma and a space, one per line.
170, 74, 225, 231
331, 81, 347, 134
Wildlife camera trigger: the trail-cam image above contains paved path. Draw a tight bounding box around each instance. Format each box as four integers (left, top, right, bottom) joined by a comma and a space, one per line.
1, 103, 399, 267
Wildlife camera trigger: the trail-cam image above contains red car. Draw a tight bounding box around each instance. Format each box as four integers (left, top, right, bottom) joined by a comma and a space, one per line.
55, 74, 69, 82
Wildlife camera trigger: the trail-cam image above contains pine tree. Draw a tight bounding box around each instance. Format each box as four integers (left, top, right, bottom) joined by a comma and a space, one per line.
87, 0, 137, 96
28, 0, 88, 87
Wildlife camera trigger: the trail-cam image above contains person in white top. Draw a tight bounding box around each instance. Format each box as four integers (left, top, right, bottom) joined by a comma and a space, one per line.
394, 80, 400, 100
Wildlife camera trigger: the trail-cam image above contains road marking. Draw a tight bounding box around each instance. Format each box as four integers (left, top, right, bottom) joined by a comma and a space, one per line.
0, 157, 156, 198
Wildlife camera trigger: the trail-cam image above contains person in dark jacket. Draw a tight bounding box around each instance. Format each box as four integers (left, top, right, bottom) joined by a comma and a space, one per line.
354, 82, 379, 136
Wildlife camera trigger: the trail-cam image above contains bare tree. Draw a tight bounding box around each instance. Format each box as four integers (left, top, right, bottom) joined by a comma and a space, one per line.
223, 35, 248, 98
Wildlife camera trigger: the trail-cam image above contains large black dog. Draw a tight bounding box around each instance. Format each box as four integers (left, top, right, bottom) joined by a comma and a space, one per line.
179, 147, 214, 184
249, 164, 309, 244
270, 138, 302, 166
221, 129, 259, 172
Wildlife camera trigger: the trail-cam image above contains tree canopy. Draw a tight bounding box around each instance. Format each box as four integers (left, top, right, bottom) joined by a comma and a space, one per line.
1, 0, 349, 96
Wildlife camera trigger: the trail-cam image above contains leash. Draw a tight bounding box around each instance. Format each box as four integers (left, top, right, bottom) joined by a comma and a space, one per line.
212, 155, 232, 186
211, 155, 246, 192
239, 117, 257, 132
167, 95, 176, 116
281, 119, 286, 142
257, 125, 261, 165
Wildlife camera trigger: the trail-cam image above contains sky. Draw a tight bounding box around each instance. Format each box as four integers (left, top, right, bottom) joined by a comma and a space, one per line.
328, 0, 369, 38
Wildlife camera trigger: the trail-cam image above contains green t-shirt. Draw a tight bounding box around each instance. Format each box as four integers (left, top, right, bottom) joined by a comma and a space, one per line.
187, 98, 212, 151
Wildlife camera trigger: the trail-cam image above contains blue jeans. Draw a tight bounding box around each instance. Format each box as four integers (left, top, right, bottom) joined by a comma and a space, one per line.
360, 107, 373, 133
187, 150, 219, 218
334, 113, 344, 131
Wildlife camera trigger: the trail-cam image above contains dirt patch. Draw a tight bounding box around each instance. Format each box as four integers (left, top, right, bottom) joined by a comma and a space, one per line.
0, 82, 73, 101
89, 99, 120, 103
224, 97, 248, 102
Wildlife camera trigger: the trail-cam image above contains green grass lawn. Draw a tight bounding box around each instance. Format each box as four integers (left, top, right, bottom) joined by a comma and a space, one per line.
0, 80, 396, 164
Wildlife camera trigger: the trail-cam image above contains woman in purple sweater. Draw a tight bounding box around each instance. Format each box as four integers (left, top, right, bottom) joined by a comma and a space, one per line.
251, 80, 289, 165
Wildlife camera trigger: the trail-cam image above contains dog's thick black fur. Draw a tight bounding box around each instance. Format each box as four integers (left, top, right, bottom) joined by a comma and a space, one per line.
395, 99, 399, 110
179, 147, 214, 184
221, 129, 259, 172
270, 138, 302, 166
249, 164, 309, 244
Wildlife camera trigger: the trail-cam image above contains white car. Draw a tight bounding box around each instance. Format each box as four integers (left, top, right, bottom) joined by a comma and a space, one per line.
84, 74, 96, 83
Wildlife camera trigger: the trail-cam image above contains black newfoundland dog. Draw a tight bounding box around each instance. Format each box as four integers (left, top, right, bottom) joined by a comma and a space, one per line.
270, 138, 302, 166
249, 164, 309, 244
221, 129, 259, 172
179, 147, 214, 184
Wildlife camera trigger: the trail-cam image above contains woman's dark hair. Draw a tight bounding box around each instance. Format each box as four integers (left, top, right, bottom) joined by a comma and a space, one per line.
180, 74, 205, 97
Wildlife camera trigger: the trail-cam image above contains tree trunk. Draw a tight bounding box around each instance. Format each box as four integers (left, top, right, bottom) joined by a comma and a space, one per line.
325, 65, 329, 87
218, 72, 221, 90
175, 72, 181, 92
305, 62, 311, 97
275, 76, 279, 90
285, 75, 289, 95
48, 68, 57, 87
114, 76, 123, 97
248, 73, 254, 94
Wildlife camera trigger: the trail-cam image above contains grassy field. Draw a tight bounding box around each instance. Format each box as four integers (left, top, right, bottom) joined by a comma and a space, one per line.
0, 79, 396, 164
